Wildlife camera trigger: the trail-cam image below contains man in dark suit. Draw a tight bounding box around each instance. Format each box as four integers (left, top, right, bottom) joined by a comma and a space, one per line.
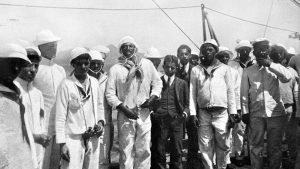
151, 55, 189, 169
176, 45, 200, 168
176, 44, 194, 84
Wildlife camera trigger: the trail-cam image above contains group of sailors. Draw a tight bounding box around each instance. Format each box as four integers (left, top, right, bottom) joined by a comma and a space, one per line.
0, 29, 300, 169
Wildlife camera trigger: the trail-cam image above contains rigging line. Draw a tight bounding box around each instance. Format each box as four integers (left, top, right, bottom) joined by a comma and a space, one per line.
263, 0, 275, 37
1, 1, 298, 33
0, 2, 203, 11
151, 0, 200, 49
204, 6, 298, 33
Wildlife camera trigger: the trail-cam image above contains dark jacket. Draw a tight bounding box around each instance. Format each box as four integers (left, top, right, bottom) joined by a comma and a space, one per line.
154, 76, 190, 117
176, 64, 194, 84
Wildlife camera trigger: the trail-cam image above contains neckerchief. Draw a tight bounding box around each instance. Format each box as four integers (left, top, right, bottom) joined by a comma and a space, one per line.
118, 55, 144, 82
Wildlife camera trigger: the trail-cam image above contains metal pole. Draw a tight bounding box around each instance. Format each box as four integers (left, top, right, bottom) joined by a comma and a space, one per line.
201, 4, 207, 43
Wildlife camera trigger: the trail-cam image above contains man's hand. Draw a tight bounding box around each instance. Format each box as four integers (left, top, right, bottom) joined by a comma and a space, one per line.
182, 112, 188, 120
236, 110, 242, 123
256, 57, 272, 67
242, 114, 250, 125
189, 115, 199, 128
228, 114, 240, 129
60, 143, 70, 162
140, 95, 158, 108
82, 127, 94, 140
33, 134, 51, 148
93, 122, 104, 137
117, 103, 139, 120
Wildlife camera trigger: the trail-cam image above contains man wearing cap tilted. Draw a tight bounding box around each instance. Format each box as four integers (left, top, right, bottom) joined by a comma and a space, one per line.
14, 47, 50, 169
240, 38, 292, 169
88, 49, 113, 169
227, 40, 254, 166
0, 43, 36, 168
106, 36, 162, 169
190, 39, 237, 169
33, 29, 66, 169
55, 47, 105, 169
270, 44, 299, 163
216, 47, 243, 168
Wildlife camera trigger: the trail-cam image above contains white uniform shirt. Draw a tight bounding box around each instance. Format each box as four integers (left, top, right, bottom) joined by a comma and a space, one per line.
33, 57, 66, 135
106, 58, 162, 110
14, 77, 45, 168
55, 75, 105, 143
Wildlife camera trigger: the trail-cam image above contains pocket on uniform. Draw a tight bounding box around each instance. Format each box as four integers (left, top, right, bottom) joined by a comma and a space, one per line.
69, 99, 81, 111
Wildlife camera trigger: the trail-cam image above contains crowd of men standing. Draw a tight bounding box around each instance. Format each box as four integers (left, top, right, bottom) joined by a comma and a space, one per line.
0, 29, 300, 169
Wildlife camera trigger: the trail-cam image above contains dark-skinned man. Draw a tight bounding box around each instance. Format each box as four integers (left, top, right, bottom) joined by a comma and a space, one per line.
270, 44, 299, 167
190, 39, 238, 169
106, 36, 162, 169
0, 43, 36, 168
227, 40, 254, 166
33, 30, 66, 169
241, 38, 292, 169
88, 49, 113, 169
176, 44, 201, 168
14, 47, 50, 169
151, 55, 189, 169
216, 47, 243, 169
55, 47, 105, 169
287, 47, 300, 169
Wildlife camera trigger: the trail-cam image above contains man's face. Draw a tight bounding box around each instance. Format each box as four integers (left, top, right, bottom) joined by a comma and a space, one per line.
177, 48, 190, 66
253, 45, 270, 60
163, 62, 177, 77
89, 60, 104, 73
238, 47, 251, 60
218, 52, 230, 65
269, 47, 285, 64
19, 59, 40, 82
189, 54, 199, 66
121, 42, 136, 58
201, 44, 217, 66
38, 42, 57, 59
0, 58, 28, 84
72, 56, 90, 77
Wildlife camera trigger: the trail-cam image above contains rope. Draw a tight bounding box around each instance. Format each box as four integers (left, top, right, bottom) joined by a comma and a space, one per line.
151, 0, 200, 49
0, 2, 203, 11
263, 0, 275, 37
204, 6, 298, 33
0, 2, 298, 33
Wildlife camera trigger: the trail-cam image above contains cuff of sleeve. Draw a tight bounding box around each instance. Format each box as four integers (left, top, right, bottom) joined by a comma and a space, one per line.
97, 120, 105, 126
112, 100, 123, 110
183, 112, 188, 118
56, 134, 66, 144
189, 110, 196, 116
150, 92, 160, 99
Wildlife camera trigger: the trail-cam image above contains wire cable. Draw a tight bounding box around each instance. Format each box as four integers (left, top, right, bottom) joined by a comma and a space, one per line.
0, 2, 202, 11
0, 2, 298, 33
263, 0, 275, 37
204, 6, 298, 33
151, 0, 200, 49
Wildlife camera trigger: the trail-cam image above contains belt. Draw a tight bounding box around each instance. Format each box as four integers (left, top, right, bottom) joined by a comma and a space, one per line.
201, 106, 225, 112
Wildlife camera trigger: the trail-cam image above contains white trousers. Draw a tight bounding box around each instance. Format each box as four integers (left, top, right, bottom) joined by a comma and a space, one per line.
117, 109, 151, 169
60, 135, 100, 169
99, 122, 114, 169
198, 108, 231, 169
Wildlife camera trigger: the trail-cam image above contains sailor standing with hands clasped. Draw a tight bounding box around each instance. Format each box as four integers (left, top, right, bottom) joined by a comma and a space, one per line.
55, 47, 105, 169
